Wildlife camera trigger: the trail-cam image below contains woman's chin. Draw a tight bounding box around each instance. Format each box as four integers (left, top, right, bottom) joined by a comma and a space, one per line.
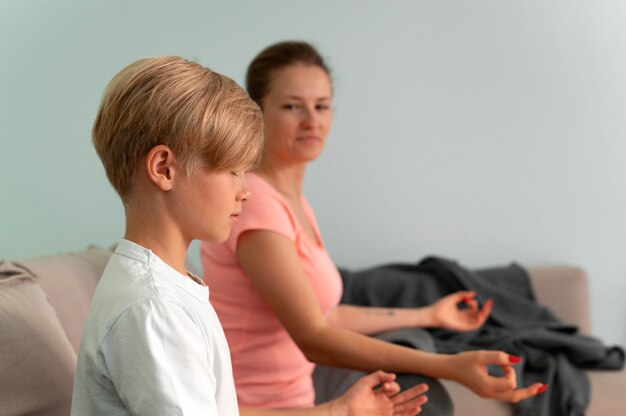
296, 149, 324, 163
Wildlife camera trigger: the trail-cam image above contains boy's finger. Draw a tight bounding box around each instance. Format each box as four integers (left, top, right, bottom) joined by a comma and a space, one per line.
393, 394, 428, 415
391, 383, 428, 404
395, 406, 423, 416
362, 370, 396, 389
391, 383, 428, 405
381, 381, 401, 396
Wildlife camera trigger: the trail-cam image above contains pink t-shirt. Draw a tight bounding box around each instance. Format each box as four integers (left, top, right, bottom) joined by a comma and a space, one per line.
201, 173, 343, 409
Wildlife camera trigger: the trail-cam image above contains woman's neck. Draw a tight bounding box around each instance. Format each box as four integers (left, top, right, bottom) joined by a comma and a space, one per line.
255, 157, 307, 198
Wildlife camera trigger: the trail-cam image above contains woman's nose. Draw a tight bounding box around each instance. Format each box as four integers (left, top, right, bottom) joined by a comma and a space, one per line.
301, 107, 318, 128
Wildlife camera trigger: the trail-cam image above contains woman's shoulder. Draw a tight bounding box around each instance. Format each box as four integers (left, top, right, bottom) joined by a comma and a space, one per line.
239, 173, 297, 230
246, 173, 280, 197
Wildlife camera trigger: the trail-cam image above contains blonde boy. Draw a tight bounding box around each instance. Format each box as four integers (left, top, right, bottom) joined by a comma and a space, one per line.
72, 56, 426, 415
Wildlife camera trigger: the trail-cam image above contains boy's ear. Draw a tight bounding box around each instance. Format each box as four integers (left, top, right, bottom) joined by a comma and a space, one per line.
145, 145, 178, 191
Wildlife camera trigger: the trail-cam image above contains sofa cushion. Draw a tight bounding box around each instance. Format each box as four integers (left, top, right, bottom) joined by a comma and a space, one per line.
527, 266, 591, 334
0, 263, 76, 416
18, 246, 113, 352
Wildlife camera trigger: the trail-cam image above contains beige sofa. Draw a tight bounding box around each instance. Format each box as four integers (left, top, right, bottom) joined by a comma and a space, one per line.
0, 246, 624, 415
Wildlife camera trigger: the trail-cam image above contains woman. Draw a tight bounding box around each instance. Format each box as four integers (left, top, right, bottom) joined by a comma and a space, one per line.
201, 41, 546, 413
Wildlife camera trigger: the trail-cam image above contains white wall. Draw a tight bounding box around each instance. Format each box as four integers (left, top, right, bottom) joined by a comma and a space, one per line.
2, 1, 625, 346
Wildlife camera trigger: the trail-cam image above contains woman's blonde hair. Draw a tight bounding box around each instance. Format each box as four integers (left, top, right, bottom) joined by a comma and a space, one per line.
93, 56, 263, 199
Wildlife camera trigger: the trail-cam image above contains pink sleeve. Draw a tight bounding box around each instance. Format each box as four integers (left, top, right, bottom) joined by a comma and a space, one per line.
226, 178, 298, 252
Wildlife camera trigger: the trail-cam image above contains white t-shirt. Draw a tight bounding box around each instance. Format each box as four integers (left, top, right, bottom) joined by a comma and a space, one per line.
71, 239, 238, 415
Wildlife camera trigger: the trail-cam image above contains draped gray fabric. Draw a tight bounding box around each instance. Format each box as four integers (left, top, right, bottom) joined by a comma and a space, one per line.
339, 257, 624, 416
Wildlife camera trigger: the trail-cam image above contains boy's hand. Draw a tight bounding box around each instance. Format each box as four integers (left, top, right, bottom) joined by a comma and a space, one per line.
447, 351, 548, 402
333, 371, 428, 416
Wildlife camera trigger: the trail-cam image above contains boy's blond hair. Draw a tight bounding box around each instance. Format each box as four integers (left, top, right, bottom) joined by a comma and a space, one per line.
93, 56, 263, 200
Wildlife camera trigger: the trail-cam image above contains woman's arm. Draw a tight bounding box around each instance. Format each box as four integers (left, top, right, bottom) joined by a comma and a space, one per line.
328, 293, 493, 335
236, 230, 544, 403
328, 305, 436, 335
237, 230, 438, 372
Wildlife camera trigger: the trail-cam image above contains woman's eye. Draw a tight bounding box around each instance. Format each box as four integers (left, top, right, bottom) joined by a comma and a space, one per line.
316, 104, 330, 111
283, 103, 300, 110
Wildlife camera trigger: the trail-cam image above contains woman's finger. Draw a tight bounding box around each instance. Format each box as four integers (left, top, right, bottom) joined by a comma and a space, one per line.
476, 298, 494, 322
488, 363, 519, 392
489, 383, 548, 403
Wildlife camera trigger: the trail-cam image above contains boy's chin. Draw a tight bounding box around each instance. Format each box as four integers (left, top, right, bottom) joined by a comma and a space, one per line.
213, 235, 230, 244
200, 230, 232, 244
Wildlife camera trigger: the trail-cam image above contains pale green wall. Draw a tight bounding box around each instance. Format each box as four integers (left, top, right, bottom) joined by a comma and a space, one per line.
2, 0, 625, 346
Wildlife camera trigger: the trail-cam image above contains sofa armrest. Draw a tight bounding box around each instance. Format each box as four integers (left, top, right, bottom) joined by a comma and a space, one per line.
527, 266, 591, 335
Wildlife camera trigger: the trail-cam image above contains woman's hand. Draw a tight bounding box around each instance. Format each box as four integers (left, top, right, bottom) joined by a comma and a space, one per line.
429, 291, 493, 332
446, 350, 548, 403
332, 371, 428, 416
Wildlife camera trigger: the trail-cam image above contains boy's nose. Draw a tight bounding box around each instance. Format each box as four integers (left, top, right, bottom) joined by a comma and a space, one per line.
240, 189, 251, 201
238, 180, 251, 201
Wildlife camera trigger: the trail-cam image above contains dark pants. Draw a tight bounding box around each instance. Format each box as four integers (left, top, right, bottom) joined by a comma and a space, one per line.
312, 328, 454, 416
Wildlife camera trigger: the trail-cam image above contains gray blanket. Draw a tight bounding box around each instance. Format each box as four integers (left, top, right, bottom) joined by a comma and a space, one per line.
339, 257, 624, 416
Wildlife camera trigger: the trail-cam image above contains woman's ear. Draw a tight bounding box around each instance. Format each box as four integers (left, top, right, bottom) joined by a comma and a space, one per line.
145, 144, 177, 191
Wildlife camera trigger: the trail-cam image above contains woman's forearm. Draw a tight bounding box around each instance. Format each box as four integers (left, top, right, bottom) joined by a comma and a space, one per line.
328, 304, 436, 334
236, 231, 455, 381
235, 232, 535, 403
298, 320, 454, 380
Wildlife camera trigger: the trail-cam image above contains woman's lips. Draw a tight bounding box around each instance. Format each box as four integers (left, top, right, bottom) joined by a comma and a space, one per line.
297, 135, 321, 143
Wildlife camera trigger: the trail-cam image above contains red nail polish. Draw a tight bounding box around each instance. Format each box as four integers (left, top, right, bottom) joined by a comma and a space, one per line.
463, 296, 474, 303
537, 384, 549, 394
508, 355, 521, 363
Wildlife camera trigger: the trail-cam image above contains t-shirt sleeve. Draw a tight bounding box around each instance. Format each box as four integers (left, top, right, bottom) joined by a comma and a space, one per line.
226, 182, 297, 252
99, 299, 219, 415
